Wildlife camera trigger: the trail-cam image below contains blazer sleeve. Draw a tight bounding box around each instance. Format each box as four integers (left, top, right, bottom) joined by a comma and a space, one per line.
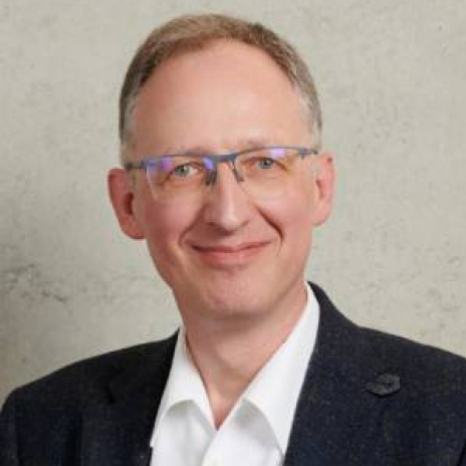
0, 392, 20, 466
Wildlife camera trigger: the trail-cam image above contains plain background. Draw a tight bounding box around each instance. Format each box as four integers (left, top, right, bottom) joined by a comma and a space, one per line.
1, 0, 465, 404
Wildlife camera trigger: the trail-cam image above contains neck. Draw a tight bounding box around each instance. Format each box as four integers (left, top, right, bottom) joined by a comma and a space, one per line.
181, 281, 307, 428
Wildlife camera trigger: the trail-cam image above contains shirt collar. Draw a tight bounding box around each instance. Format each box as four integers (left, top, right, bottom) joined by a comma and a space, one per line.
151, 327, 214, 442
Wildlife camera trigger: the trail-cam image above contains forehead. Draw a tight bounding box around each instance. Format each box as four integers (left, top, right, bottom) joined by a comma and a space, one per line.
131, 40, 311, 154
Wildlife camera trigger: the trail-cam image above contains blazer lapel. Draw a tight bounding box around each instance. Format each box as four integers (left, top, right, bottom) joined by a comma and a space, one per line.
80, 336, 177, 466
284, 284, 400, 466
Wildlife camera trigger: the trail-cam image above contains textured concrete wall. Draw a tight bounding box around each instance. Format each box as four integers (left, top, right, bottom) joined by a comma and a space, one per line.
1, 0, 465, 403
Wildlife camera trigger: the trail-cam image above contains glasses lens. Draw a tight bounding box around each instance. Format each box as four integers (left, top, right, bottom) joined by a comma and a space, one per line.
146, 155, 207, 200
236, 147, 302, 198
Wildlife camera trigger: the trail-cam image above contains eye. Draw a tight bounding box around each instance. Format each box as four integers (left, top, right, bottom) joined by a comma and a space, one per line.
245, 155, 285, 172
161, 160, 207, 187
255, 157, 276, 170
171, 163, 199, 178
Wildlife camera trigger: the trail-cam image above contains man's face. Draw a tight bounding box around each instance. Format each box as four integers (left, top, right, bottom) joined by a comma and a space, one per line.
109, 40, 334, 325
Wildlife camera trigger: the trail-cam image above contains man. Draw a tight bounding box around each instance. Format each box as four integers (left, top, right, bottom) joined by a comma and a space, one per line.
1, 13, 466, 466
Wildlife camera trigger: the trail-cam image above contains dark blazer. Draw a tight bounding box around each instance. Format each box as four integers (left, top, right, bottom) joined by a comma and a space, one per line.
1, 284, 466, 465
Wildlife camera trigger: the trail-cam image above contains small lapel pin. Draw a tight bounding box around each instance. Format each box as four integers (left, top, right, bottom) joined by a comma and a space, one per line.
366, 372, 401, 397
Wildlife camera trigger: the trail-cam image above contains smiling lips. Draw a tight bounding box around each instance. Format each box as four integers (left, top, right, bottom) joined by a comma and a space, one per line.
192, 241, 270, 265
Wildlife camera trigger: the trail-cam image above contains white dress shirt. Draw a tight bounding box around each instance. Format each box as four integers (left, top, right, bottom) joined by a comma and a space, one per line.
150, 284, 320, 466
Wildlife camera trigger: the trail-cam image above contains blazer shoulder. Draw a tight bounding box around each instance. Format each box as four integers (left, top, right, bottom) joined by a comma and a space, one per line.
0, 336, 177, 464
6, 334, 177, 411
311, 282, 466, 397
360, 325, 466, 396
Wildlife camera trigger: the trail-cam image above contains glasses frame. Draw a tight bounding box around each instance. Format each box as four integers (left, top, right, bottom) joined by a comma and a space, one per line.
124, 145, 318, 186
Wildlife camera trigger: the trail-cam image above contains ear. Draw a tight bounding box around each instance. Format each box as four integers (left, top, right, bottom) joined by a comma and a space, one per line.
312, 151, 335, 226
108, 168, 145, 240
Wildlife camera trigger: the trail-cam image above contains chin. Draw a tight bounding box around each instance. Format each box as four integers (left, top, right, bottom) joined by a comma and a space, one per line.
176, 275, 273, 321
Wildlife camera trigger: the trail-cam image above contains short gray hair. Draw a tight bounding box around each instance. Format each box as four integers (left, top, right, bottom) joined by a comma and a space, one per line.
119, 14, 322, 162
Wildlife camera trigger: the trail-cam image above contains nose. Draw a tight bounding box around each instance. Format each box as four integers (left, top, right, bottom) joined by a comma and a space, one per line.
200, 163, 253, 232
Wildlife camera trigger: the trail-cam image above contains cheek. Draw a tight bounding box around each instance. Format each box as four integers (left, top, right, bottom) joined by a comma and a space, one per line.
138, 199, 198, 255
257, 185, 316, 241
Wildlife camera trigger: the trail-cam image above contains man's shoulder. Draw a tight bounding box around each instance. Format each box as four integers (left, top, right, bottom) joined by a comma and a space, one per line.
6, 334, 177, 411
308, 284, 466, 462
360, 325, 466, 396
312, 282, 466, 398
0, 336, 178, 463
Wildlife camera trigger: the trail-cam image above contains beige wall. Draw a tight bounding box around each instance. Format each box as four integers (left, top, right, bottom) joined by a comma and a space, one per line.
1, 0, 465, 403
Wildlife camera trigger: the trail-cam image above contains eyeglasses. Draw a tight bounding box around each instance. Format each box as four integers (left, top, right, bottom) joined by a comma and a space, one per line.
124, 145, 318, 202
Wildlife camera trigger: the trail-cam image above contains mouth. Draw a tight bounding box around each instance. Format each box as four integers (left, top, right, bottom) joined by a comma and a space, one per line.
190, 241, 271, 266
